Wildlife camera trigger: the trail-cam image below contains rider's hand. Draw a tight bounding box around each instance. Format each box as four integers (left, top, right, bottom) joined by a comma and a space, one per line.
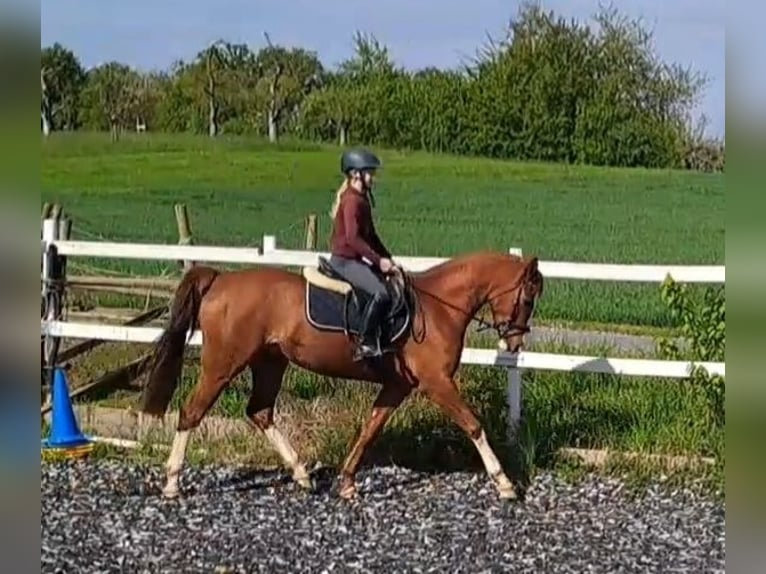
379, 257, 394, 274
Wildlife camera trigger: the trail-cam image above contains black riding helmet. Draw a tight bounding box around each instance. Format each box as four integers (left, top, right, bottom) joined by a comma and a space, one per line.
341, 148, 381, 175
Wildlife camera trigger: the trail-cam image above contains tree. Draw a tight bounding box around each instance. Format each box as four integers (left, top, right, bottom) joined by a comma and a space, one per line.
196, 41, 252, 137
572, 4, 706, 167
40, 43, 86, 134
336, 31, 401, 146
300, 71, 360, 145
255, 34, 324, 142
79, 62, 142, 140
132, 72, 165, 132
463, 1, 706, 166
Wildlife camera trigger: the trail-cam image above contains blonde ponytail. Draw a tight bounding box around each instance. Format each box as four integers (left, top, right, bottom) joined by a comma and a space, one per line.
329, 177, 350, 219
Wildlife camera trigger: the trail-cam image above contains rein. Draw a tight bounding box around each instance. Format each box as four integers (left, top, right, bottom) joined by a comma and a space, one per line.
398, 267, 532, 341
389, 268, 427, 343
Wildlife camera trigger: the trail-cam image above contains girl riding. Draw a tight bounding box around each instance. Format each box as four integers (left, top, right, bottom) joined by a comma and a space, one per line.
328, 148, 397, 360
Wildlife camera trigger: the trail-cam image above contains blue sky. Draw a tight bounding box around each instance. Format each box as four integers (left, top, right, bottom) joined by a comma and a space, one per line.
41, 0, 725, 138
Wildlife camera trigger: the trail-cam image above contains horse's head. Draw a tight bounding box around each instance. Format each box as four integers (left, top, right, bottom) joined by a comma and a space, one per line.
484, 255, 544, 353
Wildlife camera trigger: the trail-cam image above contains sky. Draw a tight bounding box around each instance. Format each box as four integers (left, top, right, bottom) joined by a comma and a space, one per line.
41, 0, 725, 138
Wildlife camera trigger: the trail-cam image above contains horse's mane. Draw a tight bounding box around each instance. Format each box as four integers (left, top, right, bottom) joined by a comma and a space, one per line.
411, 250, 525, 282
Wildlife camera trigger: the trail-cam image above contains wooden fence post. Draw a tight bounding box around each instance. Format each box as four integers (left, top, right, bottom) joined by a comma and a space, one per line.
57, 213, 72, 293
305, 213, 318, 250
174, 203, 194, 271
41, 215, 63, 404
58, 215, 72, 242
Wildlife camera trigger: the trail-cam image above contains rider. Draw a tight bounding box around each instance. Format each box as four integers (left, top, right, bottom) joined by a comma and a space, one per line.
328, 148, 397, 360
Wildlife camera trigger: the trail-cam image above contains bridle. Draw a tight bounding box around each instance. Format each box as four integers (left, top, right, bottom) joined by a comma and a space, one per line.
403, 267, 538, 342
474, 277, 535, 339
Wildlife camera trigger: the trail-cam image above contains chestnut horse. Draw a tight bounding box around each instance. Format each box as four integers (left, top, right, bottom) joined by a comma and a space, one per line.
139, 250, 544, 500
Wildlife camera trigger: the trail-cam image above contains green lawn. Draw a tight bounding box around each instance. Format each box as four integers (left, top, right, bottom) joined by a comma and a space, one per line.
41, 132, 725, 328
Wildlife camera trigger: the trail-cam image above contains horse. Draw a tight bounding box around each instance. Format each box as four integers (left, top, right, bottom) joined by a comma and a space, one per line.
139, 249, 544, 501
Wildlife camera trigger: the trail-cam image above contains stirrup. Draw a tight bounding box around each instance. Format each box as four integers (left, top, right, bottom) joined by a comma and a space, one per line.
353, 346, 381, 362
353, 333, 383, 361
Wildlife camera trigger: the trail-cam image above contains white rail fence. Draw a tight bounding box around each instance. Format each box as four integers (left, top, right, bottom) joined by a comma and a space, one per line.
40, 219, 725, 439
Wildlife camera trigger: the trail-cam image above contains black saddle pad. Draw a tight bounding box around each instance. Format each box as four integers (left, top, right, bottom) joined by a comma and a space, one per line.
305, 283, 411, 346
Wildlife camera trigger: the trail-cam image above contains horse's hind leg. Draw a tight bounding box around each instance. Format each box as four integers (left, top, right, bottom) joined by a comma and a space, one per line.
163, 342, 247, 499
338, 378, 411, 499
246, 353, 313, 490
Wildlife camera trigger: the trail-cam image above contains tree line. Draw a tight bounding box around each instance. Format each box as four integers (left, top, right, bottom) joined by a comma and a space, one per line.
41, 3, 724, 171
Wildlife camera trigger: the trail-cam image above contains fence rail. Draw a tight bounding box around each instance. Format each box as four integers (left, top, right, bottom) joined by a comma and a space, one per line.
40, 223, 726, 438
49, 234, 725, 283
42, 320, 725, 378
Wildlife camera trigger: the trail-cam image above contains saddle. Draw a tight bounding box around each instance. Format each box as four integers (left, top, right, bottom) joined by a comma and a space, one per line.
302, 256, 412, 353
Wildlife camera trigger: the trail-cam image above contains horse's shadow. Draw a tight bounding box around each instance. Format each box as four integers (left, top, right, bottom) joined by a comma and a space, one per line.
220, 462, 426, 497
221, 466, 338, 495
220, 469, 294, 493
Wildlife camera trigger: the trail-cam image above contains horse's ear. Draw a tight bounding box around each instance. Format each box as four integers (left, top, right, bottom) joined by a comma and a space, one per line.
526, 257, 539, 273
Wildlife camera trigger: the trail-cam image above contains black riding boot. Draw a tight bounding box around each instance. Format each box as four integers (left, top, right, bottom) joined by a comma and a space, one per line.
354, 293, 388, 361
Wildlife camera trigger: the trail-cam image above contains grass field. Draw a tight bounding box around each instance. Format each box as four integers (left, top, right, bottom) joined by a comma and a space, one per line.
41, 132, 725, 328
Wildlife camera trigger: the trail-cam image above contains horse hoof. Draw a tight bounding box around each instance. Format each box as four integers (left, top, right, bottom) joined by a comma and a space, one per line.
295, 475, 315, 491
339, 484, 357, 500
162, 486, 179, 499
498, 486, 518, 501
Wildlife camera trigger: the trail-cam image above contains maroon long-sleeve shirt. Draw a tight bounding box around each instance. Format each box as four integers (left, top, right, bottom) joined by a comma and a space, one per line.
329, 188, 391, 267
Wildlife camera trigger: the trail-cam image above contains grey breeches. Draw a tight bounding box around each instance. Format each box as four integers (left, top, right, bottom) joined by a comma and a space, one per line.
329, 256, 389, 300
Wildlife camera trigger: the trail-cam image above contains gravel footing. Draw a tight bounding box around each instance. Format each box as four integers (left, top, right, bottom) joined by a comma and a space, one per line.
42, 461, 724, 573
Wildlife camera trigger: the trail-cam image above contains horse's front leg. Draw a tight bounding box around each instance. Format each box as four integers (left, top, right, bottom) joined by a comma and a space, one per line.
421, 374, 517, 500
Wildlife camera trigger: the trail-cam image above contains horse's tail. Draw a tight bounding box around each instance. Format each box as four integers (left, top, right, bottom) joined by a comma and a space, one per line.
140, 265, 219, 417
